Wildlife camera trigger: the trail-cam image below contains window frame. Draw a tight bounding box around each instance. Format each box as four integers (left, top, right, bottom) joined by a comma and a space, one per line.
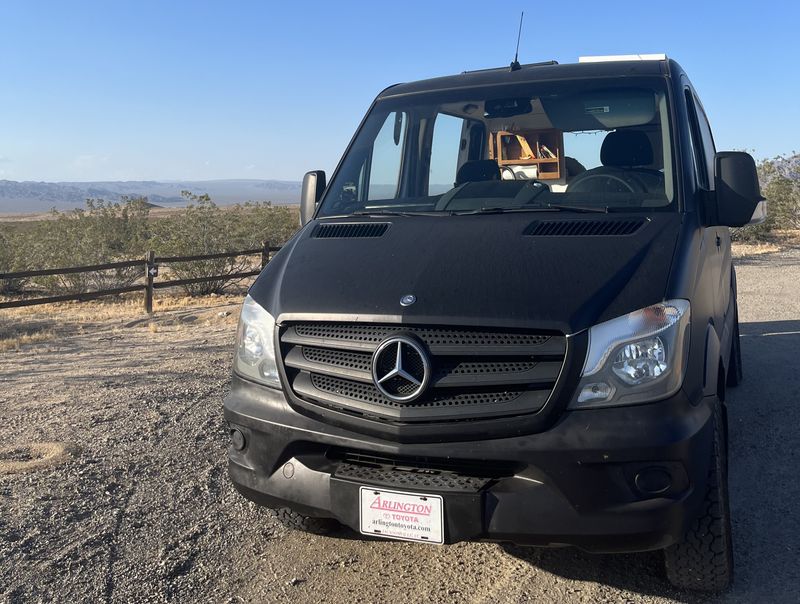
684, 88, 709, 190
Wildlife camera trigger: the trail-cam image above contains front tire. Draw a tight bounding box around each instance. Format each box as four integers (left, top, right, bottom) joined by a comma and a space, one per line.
664, 400, 733, 592
727, 304, 743, 387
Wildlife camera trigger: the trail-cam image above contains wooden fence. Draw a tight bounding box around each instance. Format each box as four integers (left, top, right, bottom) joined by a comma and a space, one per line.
0, 242, 280, 313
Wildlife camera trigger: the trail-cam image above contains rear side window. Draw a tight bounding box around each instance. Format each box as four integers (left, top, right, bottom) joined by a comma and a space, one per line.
368, 111, 407, 200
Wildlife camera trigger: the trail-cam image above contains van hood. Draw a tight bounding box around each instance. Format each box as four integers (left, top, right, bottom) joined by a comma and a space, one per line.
250, 213, 681, 335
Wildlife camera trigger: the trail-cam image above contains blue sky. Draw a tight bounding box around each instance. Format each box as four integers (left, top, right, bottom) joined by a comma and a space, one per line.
0, 0, 797, 182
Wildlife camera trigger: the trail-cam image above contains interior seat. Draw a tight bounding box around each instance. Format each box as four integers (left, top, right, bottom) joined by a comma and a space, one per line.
566, 130, 664, 195
455, 159, 500, 187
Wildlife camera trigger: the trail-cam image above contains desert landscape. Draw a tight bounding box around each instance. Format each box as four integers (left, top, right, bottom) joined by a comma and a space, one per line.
2, 240, 799, 604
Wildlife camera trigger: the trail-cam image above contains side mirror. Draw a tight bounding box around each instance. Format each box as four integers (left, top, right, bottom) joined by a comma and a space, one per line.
300, 170, 326, 226
712, 152, 766, 227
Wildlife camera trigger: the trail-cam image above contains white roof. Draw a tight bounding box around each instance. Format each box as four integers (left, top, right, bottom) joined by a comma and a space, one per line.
578, 54, 667, 63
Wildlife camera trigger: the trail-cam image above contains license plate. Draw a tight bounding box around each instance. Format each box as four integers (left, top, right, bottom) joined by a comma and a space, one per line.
359, 487, 444, 544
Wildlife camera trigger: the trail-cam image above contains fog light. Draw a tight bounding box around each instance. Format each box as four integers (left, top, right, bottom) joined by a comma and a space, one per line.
577, 382, 615, 403
634, 466, 672, 495
230, 428, 246, 451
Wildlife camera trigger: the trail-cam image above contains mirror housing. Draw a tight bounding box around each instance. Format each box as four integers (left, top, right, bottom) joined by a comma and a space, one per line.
300, 170, 326, 225
711, 151, 766, 227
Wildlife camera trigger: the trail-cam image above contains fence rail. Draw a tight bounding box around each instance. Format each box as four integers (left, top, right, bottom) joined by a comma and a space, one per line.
1, 259, 144, 280
0, 242, 280, 313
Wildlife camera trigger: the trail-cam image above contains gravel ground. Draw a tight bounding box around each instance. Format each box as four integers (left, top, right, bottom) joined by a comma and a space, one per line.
1, 247, 799, 604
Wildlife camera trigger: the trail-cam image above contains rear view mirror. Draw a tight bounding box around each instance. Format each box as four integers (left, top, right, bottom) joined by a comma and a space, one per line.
484, 97, 532, 119
713, 152, 766, 227
300, 170, 326, 226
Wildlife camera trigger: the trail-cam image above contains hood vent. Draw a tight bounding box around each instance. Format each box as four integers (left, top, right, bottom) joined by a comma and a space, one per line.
312, 222, 390, 239
524, 217, 647, 237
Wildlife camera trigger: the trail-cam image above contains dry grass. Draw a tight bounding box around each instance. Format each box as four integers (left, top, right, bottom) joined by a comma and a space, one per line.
774, 229, 800, 247
0, 292, 244, 351
1, 292, 244, 321
0, 328, 56, 352
732, 240, 783, 257
732, 228, 799, 258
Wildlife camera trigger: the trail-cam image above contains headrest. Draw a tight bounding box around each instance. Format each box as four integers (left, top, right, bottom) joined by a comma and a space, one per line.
600, 130, 653, 167
455, 159, 500, 186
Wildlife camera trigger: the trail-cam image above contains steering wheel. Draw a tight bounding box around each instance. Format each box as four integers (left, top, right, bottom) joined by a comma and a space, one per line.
566, 169, 648, 194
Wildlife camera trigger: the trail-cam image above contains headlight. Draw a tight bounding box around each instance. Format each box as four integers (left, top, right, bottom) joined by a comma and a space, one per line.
234, 295, 280, 388
569, 300, 690, 409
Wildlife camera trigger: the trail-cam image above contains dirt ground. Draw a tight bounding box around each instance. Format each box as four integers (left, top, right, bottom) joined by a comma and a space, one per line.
1, 246, 799, 604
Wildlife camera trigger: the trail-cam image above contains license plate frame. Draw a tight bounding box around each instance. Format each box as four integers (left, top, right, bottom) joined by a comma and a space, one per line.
359, 486, 444, 544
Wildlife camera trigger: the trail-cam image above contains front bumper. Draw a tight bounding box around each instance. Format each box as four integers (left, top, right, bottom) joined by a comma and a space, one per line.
224, 374, 714, 553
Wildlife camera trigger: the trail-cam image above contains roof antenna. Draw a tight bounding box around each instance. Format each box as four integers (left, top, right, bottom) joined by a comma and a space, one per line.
510, 12, 524, 71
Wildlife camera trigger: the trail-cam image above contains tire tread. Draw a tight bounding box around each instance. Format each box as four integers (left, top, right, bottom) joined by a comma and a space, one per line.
664, 402, 733, 592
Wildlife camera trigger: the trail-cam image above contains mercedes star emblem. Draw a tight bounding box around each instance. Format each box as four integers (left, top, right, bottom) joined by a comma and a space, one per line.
371, 335, 430, 402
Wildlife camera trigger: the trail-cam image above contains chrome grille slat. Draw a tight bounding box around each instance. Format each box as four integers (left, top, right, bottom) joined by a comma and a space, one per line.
284, 346, 564, 388
282, 324, 566, 356
292, 373, 548, 423
280, 322, 566, 425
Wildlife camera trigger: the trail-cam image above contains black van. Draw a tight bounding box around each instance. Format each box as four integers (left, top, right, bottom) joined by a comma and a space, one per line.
224, 56, 765, 592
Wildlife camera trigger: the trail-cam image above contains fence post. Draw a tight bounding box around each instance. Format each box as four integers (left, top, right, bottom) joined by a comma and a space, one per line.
144, 251, 155, 314
261, 241, 271, 269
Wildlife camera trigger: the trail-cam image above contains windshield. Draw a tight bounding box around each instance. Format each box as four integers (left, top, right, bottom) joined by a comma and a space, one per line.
318, 78, 675, 217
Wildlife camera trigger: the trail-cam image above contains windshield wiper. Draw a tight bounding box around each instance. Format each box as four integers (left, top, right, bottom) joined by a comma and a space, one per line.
351, 210, 443, 217
453, 204, 608, 215
451, 207, 534, 215
544, 203, 609, 213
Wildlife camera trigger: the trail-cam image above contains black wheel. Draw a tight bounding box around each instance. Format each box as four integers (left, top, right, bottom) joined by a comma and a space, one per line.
271, 507, 340, 535
664, 400, 733, 592
727, 305, 743, 387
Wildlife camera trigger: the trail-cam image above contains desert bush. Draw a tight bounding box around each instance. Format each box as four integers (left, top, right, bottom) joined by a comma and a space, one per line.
151, 192, 298, 295
0, 225, 28, 294
2, 193, 299, 298
25, 197, 151, 293
731, 154, 800, 241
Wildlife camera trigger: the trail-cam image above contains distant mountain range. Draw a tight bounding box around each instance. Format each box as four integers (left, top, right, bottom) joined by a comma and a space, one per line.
0, 179, 301, 214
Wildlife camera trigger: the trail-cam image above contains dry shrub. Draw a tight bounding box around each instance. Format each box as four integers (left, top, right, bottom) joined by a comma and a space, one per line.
150, 192, 297, 295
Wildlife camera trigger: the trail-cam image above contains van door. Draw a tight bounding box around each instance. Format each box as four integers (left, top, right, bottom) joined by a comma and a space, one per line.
694, 96, 733, 327
684, 88, 725, 341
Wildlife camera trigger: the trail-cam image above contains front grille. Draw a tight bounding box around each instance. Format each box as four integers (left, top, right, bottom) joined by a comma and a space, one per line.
329, 449, 517, 492
292, 323, 551, 348
311, 373, 524, 409
335, 462, 492, 492
303, 347, 372, 372
280, 322, 566, 425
